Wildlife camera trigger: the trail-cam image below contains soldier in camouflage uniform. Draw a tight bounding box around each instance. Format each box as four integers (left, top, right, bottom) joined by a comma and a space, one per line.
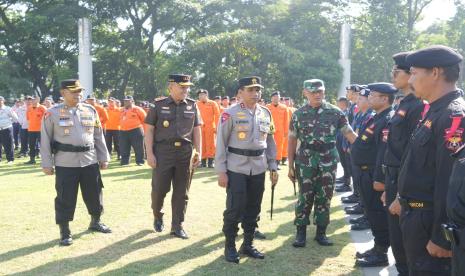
288, 79, 357, 247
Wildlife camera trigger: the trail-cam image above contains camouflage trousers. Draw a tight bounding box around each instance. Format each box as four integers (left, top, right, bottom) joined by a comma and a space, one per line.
294, 163, 337, 226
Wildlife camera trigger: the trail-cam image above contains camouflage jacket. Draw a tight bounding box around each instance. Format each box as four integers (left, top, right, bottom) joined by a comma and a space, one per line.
289, 101, 350, 168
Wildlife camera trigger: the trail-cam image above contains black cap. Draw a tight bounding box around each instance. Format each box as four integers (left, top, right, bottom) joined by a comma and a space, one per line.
231, 97, 237, 101
392, 51, 412, 71
124, 95, 134, 101
108, 97, 116, 101
345, 84, 361, 92
86, 95, 96, 100
359, 87, 371, 97
168, 74, 193, 86
238, 76, 264, 89
271, 91, 280, 97
406, 45, 463, 68
222, 96, 229, 100
61, 79, 84, 91
214, 96, 221, 100
367, 82, 397, 94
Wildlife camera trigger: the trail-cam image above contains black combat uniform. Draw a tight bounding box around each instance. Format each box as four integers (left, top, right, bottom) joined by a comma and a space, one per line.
383, 51, 426, 276
398, 46, 464, 276
446, 144, 465, 276
351, 83, 397, 267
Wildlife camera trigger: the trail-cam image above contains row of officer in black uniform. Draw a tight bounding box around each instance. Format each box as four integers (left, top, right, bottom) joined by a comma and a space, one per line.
336, 45, 465, 276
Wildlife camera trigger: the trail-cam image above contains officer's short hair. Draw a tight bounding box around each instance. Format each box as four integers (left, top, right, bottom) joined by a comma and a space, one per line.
442, 64, 460, 83
337, 97, 348, 103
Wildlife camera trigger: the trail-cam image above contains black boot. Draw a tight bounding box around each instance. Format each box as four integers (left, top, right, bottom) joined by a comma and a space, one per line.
201, 159, 207, 168
292, 226, 306, 247
207, 158, 214, 168
224, 237, 240, 263
314, 225, 333, 246
356, 244, 388, 258
239, 233, 264, 259
88, 215, 112, 233
355, 245, 389, 267
59, 222, 73, 246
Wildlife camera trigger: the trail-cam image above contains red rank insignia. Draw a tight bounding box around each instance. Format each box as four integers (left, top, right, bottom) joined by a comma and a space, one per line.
221, 112, 230, 123
382, 129, 389, 142
445, 128, 464, 152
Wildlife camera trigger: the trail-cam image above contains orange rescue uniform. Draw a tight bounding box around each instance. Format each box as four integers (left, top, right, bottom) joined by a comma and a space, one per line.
197, 99, 220, 159
106, 106, 122, 130
282, 107, 295, 159
27, 105, 47, 132
93, 104, 109, 129
120, 106, 147, 131
267, 103, 289, 161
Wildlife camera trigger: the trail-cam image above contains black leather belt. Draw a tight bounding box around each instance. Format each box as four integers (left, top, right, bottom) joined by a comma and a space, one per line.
228, 147, 264, 157
156, 140, 191, 147
398, 197, 433, 210
53, 141, 94, 152
303, 142, 335, 152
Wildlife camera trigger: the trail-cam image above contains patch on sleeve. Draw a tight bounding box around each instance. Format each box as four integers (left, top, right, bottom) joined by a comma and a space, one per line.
44, 111, 51, 119
444, 116, 464, 151
221, 112, 230, 123
95, 118, 102, 128
397, 109, 406, 117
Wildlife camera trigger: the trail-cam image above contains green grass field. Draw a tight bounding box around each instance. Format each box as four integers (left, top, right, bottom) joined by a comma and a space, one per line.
0, 157, 361, 275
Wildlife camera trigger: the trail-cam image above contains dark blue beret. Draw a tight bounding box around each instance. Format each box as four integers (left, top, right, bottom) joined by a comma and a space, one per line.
367, 82, 397, 95
406, 45, 463, 68
359, 86, 371, 97
392, 51, 412, 71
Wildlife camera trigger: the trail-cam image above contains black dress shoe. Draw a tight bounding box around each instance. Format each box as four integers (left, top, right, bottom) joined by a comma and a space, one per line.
355, 252, 389, 267
89, 216, 112, 233
335, 184, 351, 192
356, 245, 388, 258
349, 215, 366, 224
171, 229, 189, 239
239, 244, 265, 259
154, 218, 164, 232
254, 230, 266, 240
342, 194, 359, 204
345, 204, 364, 215
25, 159, 36, 165
351, 220, 371, 231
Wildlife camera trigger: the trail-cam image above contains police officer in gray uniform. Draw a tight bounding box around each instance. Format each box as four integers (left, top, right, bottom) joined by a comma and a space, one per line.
41, 79, 111, 246
216, 76, 279, 264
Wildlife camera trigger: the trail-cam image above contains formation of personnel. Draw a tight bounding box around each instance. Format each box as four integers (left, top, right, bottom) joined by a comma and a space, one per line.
0, 43, 460, 275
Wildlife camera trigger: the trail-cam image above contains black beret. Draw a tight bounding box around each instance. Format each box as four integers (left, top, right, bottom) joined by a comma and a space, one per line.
367, 82, 397, 95
392, 51, 412, 71
406, 45, 463, 68
238, 76, 264, 88
271, 91, 280, 97
169, 74, 193, 86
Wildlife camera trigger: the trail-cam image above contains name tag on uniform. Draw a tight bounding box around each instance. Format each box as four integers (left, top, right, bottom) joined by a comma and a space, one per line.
81, 120, 94, 127
59, 120, 74, 127
161, 110, 171, 114
184, 111, 194, 114
259, 125, 270, 133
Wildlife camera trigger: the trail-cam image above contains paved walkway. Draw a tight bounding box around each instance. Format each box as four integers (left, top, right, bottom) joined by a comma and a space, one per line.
335, 165, 398, 276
